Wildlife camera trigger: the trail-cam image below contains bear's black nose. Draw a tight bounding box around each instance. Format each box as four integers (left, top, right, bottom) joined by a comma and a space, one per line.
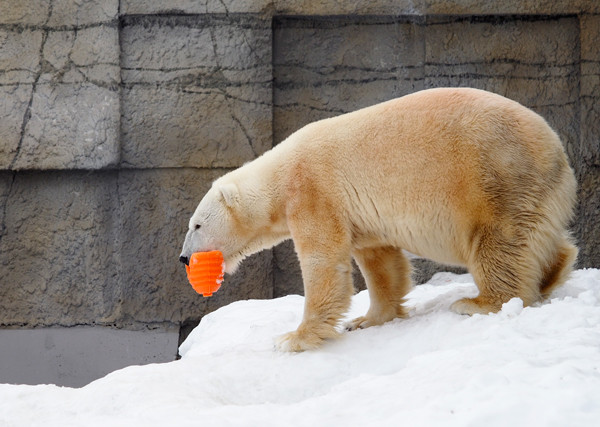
179, 256, 189, 266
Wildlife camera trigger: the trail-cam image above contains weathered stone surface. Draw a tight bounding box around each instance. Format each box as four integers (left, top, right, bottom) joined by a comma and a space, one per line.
45, 0, 118, 27
11, 83, 120, 170
0, 20, 120, 170
0, 1, 118, 26
0, 85, 32, 169
420, 0, 599, 14
0, 1, 50, 26
274, 16, 424, 143
120, 0, 600, 16
120, 0, 244, 15
0, 171, 120, 327
115, 169, 273, 326
39, 24, 120, 86
0, 28, 43, 85
576, 14, 600, 268
580, 14, 600, 169
120, 15, 272, 168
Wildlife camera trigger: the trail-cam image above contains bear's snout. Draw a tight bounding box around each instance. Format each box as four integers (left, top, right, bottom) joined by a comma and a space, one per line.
179, 255, 189, 266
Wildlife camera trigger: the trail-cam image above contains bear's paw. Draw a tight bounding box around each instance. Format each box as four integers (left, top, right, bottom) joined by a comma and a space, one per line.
450, 297, 500, 315
275, 325, 339, 352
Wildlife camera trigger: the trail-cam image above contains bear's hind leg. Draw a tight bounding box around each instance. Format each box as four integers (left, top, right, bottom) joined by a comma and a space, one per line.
539, 236, 578, 298
451, 226, 541, 315
346, 246, 411, 331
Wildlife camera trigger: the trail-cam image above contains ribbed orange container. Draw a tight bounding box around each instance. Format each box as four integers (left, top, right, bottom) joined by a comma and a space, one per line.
185, 251, 225, 297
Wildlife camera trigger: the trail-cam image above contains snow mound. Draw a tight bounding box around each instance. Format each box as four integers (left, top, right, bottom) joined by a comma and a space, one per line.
1, 269, 599, 426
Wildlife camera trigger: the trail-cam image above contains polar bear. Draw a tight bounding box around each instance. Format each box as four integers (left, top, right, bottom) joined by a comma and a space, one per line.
179, 87, 577, 352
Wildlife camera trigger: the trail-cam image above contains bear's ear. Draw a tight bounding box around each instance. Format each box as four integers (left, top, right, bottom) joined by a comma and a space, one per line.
217, 183, 239, 207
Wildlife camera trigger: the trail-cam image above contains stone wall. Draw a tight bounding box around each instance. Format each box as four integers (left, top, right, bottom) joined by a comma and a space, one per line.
1, 0, 599, 334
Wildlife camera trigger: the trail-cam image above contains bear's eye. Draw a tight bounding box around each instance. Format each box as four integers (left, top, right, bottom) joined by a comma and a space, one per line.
194, 224, 201, 230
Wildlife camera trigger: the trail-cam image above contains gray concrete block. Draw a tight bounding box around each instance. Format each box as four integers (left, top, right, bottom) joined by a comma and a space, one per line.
120, 0, 236, 15
576, 15, 600, 268
120, 15, 272, 168
273, 17, 424, 143
580, 14, 600, 169
46, 0, 118, 27
0, 85, 32, 169
0, 171, 120, 327
0, 0, 118, 26
0, 28, 43, 85
11, 83, 120, 170
39, 24, 120, 86
421, 0, 598, 16
0, 21, 120, 170
115, 169, 274, 326
0, 1, 50, 26
119, 1, 599, 16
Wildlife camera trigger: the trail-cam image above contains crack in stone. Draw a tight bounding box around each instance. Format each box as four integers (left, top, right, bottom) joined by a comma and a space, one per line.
206, 23, 260, 162
121, 79, 270, 90
275, 75, 418, 90
122, 64, 266, 73
0, 20, 118, 33
9, 30, 49, 170
181, 86, 271, 107
217, 0, 230, 15
273, 102, 347, 114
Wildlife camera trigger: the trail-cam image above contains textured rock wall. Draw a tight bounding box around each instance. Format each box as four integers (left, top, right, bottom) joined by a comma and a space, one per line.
0, 1, 598, 331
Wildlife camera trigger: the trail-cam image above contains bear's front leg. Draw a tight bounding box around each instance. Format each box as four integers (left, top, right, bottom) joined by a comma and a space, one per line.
275, 211, 354, 351
275, 255, 354, 352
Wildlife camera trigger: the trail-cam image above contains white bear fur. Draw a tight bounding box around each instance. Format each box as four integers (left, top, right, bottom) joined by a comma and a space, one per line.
180, 87, 577, 352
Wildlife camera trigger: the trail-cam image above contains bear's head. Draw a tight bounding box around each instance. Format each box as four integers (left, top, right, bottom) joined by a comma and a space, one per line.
179, 176, 287, 275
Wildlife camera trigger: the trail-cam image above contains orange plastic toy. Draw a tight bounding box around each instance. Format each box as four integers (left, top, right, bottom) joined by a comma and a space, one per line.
185, 251, 225, 297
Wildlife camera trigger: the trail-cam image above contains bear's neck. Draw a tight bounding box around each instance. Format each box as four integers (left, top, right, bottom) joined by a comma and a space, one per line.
232, 145, 290, 237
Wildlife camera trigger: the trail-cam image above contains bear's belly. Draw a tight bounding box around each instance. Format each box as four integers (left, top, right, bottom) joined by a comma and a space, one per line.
352, 215, 468, 267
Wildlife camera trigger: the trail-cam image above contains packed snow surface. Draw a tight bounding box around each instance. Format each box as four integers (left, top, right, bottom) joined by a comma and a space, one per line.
1, 269, 599, 426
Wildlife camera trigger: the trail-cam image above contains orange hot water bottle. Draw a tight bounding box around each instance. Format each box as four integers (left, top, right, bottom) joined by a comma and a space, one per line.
185, 251, 225, 297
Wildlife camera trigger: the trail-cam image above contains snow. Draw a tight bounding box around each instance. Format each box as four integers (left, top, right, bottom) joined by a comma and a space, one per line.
1, 269, 600, 426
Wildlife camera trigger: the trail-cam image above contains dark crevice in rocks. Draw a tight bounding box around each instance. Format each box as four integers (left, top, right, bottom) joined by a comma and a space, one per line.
274, 15, 426, 29
120, 79, 271, 90
0, 20, 119, 33
425, 14, 579, 26
9, 30, 48, 170
120, 14, 270, 30
273, 102, 347, 114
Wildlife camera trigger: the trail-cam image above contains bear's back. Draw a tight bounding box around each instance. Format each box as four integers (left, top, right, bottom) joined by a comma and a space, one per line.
281, 88, 574, 264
